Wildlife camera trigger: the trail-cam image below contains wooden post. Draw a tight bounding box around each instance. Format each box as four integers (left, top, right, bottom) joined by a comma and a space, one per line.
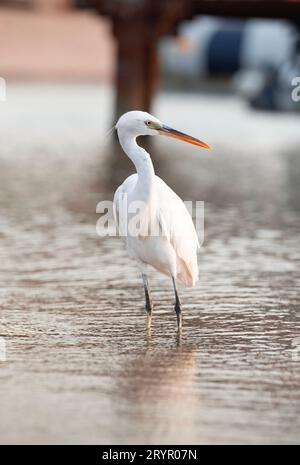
75, 0, 188, 120
113, 16, 159, 121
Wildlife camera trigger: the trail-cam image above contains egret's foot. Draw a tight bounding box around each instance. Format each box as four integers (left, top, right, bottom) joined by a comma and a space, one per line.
176, 313, 182, 331
145, 296, 153, 330
142, 273, 153, 330
175, 299, 182, 331
145, 294, 153, 330
172, 276, 182, 331
146, 326, 153, 351
146, 312, 152, 330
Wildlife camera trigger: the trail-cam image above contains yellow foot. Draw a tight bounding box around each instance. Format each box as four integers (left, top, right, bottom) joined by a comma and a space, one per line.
146, 313, 152, 330
177, 314, 182, 332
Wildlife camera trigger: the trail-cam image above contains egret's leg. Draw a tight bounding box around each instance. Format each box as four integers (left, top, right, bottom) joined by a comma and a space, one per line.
142, 273, 153, 329
172, 276, 182, 330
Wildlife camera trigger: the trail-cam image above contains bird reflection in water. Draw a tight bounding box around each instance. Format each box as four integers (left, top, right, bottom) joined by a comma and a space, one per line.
111, 330, 199, 443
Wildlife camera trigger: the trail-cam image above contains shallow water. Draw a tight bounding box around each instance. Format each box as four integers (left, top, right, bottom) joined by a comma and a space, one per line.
0, 84, 300, 444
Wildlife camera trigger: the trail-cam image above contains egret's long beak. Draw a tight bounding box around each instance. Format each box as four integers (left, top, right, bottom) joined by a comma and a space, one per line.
158, 125, 211, 150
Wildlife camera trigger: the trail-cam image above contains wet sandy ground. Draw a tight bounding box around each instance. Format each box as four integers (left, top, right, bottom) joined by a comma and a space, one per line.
0, 84, 300, 444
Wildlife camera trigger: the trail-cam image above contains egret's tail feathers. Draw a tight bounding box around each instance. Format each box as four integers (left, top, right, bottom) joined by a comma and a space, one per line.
177, 257, 199, 287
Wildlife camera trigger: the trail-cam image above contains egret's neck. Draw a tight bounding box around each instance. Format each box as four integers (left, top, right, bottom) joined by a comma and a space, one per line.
118, 130, 155, 200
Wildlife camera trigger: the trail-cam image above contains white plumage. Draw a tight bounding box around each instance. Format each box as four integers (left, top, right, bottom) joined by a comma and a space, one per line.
113, 111, 210, 329
114, 173, 199, 287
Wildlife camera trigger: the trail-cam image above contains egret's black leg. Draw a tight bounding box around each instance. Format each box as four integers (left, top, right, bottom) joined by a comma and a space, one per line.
172, 276, 182, 330
142, 274, 153, 329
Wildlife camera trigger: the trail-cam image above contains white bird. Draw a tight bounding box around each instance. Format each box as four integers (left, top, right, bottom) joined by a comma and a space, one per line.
113, 111, 210, 330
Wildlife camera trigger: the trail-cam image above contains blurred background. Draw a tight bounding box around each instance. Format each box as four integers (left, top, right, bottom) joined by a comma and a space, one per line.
0, 0, 300, 445
1, 0, 300, 111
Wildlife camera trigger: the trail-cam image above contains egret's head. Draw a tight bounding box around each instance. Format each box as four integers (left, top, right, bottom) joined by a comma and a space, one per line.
116, 110, 211, 149
116, 111, 162, 137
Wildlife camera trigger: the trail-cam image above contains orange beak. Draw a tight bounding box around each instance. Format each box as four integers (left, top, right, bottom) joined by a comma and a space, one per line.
158, 125, 211, 150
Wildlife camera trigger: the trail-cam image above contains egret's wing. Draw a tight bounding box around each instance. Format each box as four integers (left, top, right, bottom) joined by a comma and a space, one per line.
113, 185, 122, 236
113, 174, 138, 238
156, 177, 199, 286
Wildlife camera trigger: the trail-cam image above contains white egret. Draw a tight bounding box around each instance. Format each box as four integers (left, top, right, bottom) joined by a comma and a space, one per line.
113, 111, 210, 330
